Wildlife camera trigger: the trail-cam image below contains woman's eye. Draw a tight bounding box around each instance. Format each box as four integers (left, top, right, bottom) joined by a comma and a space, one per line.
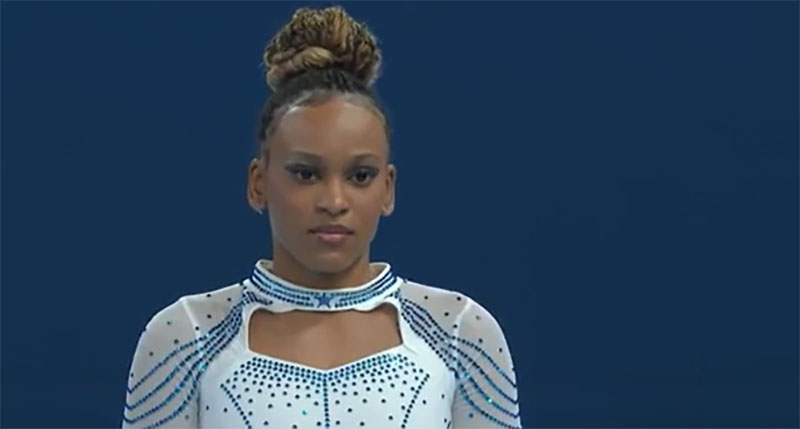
289, 167, 318, 181
351, 168, 377, 184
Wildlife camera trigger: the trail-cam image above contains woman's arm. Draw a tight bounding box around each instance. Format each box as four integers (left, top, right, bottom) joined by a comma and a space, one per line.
122, 300, 201, 428
450, 299, 521, 429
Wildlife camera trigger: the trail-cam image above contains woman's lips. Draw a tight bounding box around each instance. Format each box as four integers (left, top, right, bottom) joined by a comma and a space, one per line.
311, 224, 353, 234
309, 225, 353, 246
312, 231, 352, 245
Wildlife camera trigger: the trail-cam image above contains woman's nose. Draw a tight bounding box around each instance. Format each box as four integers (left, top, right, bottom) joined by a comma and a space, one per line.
316, 178, 349, 215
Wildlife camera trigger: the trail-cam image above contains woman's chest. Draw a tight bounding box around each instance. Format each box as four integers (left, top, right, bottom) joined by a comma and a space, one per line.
199, 350, 455, 429
247, 307, 403, 370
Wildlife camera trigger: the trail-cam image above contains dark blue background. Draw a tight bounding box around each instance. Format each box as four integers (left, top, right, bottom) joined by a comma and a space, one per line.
2, 1, 797, 427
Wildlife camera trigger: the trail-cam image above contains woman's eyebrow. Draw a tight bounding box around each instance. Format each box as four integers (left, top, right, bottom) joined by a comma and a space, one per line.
350, 153, 380, 163
286, 151, 380, 163
286, 151, 323, 162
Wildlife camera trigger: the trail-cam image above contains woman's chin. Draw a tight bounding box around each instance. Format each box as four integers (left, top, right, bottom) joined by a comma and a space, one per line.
303, 251, 359, 274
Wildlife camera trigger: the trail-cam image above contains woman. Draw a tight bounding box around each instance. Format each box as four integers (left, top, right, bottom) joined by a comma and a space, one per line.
122, 6, 521, 429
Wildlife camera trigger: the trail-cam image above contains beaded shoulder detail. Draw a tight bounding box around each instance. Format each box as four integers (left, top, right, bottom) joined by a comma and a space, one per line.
122, 283, 245, 428
398, 282, 522, 429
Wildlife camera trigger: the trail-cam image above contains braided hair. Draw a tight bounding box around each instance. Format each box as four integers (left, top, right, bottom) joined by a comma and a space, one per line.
257, 6, 390, 157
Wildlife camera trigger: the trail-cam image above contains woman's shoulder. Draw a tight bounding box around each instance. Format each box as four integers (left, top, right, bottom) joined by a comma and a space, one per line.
138, 281, 245, 337
397, 280, 521, 428
123, 281, 245, 427
398, 278, 509, 339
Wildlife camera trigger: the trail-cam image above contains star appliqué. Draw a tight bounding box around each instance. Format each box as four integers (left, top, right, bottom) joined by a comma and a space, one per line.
316, 292, 333, 308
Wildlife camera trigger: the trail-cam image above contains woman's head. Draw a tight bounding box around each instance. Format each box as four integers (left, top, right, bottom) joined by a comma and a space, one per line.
247, 6, 395, 276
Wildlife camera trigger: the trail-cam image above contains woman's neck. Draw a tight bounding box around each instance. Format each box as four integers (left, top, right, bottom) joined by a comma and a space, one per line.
269, 247, 378, 290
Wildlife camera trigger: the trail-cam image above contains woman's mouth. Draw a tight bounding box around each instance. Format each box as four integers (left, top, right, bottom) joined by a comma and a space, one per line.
313, 232, 351, 245
310, 225, 354, 245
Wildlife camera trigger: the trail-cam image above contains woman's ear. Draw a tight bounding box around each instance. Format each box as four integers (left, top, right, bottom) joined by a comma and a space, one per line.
247, 157, 268, 214
382, 164, 396, 216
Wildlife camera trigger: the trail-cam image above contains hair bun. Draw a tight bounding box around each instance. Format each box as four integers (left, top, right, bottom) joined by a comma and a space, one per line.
263, 6, 382, 91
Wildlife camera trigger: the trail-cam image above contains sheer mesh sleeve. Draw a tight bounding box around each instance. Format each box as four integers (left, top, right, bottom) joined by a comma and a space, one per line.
450, 299, 521, 428
122, 300, 201, 428
399, 282, 522, 429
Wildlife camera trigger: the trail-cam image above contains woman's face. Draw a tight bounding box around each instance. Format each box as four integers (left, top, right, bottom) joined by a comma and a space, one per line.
248, 96, 395, 274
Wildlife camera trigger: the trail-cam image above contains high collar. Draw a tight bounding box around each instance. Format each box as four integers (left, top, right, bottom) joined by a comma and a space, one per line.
246, 259, 403, 313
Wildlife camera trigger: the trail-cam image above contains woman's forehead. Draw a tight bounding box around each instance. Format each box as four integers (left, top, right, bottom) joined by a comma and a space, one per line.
271, 99, 387, 159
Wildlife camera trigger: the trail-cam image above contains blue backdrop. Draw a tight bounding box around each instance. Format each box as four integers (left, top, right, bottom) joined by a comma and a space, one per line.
2, 1, 797, 427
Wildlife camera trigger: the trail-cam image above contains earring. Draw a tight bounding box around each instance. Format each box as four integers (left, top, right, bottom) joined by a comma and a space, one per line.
252, 200, 264, 215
